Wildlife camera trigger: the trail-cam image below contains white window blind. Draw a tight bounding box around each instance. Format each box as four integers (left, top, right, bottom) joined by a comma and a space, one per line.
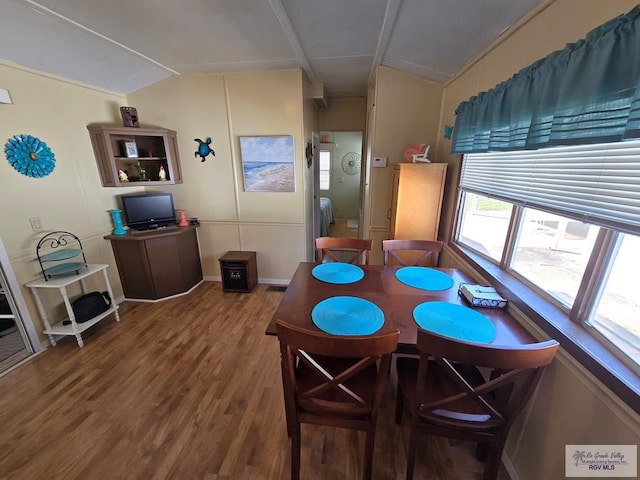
319, 150, 331, 190
459, 140, 640, 236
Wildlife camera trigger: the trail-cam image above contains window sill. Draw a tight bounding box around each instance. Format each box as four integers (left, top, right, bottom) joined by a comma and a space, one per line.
448, 243, 640, 415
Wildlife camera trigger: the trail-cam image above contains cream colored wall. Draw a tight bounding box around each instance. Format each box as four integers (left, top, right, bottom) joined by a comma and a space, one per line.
319, 97, 367, 132
365, 66, 443, 264
0, 60, 139, 344
127, 69, 308, 282
436, 2, 640, 479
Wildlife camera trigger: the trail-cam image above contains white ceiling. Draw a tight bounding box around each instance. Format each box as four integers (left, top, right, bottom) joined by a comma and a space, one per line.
0, 0, 542, 98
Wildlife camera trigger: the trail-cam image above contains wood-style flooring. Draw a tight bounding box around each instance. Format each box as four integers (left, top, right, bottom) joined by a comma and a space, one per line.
329, 219, 359, 238
0, 282, 508, 479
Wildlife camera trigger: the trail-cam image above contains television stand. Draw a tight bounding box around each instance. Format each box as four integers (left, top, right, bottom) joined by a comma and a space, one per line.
129, 224, 179, 235
104, 225, 202, 300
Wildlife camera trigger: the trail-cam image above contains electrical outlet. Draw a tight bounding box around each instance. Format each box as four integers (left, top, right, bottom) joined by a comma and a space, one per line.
29, 217, 43, 232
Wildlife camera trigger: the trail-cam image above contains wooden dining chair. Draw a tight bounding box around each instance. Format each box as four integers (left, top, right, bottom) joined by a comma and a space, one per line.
395, 328, 559, 480
275, 320, 399, 480
382, 239, 443, 267
315, 236, 373, 265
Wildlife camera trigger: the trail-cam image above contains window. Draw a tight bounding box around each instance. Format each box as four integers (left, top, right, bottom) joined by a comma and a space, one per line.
589, 233, 640, 366
319, 149, 331, 190
511, 208, 599, 308
457, 192, 511, 262
454, 140, 640, 371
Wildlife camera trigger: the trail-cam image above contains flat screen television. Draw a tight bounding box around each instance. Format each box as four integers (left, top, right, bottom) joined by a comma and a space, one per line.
120, 192, 176, 230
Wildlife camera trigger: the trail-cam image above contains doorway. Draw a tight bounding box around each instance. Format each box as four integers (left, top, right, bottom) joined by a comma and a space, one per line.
0, 236, 39, 375
316, 131, 363, 238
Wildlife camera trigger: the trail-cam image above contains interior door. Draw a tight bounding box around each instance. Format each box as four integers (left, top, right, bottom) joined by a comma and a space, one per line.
312, 132, 321, 241
0, 235, 39, 373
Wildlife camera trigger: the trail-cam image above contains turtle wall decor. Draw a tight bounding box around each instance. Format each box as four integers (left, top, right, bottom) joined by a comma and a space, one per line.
194, 137, 215, 162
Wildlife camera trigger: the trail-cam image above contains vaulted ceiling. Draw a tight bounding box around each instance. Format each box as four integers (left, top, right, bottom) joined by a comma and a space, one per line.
0, 0, 542, 98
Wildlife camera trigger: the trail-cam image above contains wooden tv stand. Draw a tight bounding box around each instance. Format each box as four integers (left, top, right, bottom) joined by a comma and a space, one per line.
105, 225, 203, 301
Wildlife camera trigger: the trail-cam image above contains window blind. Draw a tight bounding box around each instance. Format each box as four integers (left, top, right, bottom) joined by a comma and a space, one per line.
459, 140, 640, 236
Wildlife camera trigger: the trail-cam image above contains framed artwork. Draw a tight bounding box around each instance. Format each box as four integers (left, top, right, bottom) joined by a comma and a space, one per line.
123, 141, 138, 158
240, 136, 295, 192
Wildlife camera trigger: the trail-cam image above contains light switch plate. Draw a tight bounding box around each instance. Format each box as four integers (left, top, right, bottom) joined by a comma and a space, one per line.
373, 156, 387, 168
29, 217, 42, 232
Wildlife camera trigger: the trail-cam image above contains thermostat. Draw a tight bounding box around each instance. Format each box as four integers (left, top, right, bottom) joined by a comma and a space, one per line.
373, 156, 387, 168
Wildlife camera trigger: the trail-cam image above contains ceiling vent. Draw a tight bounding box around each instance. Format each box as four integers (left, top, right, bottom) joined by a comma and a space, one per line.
305, 83, 329, 108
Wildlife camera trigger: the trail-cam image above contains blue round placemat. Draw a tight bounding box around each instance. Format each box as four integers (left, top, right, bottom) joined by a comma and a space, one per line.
395, 267, 454, 291
413, 301, 496, 343
312, 296, 384, 336
312, 262, 364, 284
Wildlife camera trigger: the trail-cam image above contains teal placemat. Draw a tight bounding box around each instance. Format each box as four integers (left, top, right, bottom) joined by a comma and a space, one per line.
312, 262, 364, 284
413, 301, 496, 343
312, 296, 384, 336
395, 267, 454, 291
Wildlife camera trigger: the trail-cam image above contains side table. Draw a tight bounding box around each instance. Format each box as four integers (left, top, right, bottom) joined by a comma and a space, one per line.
26, 264, 120, 347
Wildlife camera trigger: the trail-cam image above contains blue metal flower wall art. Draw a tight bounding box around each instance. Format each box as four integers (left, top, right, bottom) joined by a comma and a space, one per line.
4, 134, 56, 178
194, 137, 215, 162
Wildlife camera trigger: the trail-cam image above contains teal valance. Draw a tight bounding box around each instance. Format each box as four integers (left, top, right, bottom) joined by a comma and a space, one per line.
452, 5, 640, 153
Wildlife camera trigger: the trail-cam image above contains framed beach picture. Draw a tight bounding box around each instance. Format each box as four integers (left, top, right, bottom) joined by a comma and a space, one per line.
240, 136, 295, 192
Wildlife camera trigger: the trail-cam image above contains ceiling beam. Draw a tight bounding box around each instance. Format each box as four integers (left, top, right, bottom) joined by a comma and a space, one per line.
369, 0, 404, 87
267, 0, 317, 84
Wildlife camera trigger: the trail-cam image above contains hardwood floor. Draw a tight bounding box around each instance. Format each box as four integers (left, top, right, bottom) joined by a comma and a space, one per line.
0, 282, 508, 479
328, 219, 358, 238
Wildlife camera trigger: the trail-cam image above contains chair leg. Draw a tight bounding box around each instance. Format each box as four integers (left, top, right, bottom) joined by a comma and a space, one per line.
290, 422, 301, 480
395, 384, 404, 424
476, 442, 489, 461
482, 435, 506, 480
362, 427, 376, 480
405, 423, 418, 480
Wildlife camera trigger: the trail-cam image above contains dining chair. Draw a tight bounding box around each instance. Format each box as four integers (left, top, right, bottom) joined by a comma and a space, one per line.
275, 320, 399, 480
382, 239, 443, 267
395, 328, 559, 480
315, 236, 373, 265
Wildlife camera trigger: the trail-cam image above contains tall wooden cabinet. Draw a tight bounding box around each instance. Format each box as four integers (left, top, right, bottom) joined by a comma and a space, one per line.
388, 163, 447, 240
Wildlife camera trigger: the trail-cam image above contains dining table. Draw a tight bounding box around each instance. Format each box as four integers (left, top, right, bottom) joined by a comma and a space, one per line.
265, 262, 536, 353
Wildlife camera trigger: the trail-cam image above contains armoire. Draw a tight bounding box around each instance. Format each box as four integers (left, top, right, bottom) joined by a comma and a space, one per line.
388, 163, 447, 240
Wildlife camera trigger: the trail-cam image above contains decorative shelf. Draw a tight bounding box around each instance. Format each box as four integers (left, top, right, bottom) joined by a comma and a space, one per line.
87, 125, 182, 187
39, 248, 83, 262
36, 231, 87, 281
42, 261, 87, 278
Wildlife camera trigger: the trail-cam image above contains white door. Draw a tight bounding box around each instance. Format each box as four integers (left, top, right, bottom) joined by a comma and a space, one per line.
0, 236, 41, 374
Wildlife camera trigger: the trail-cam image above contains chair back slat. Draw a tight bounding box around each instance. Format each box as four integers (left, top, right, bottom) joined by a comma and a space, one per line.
415, 329, 558, 430
383, 239, 443, 267
316, 237, 372, 265
276, 320, 398, 419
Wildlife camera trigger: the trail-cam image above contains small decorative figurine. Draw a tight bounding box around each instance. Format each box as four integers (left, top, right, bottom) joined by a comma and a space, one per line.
305, 141, 313, 168
194, 137, 215, 162
158, 165, 166, 181
177, 210, 189, 227
118, 169, 129, 182
136, 164, 147, 181
108, 210, 127, 235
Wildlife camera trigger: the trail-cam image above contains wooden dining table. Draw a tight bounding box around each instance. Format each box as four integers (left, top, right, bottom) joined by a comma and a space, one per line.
265, 262, 536, 353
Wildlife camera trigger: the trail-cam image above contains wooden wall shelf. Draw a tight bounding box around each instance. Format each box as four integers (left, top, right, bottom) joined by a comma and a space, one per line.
87, 125, 183, 187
